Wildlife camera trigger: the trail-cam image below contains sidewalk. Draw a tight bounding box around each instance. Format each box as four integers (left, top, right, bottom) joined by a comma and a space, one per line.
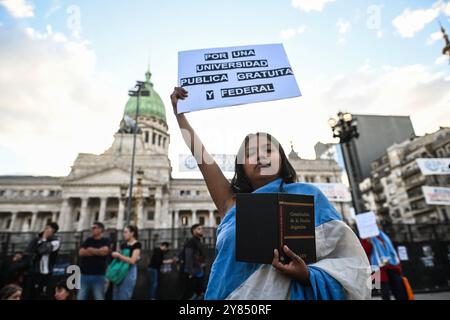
372, 291, 450, 300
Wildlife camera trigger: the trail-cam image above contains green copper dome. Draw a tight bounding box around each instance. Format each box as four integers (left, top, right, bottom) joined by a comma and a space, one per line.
124, 71, 166, 122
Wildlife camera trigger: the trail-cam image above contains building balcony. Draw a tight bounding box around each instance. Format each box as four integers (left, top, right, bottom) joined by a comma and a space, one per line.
405, 176, 426, 191
410, 206, 434, 217
402, 165, 421, 179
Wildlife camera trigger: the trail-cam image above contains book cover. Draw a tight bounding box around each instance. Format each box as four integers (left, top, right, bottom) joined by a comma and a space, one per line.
236, 193, 316, 265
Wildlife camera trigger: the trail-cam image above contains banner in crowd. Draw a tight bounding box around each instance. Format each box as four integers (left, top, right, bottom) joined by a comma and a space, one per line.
177, 43, 301, 113
355, 211, 380, 239
312, 183, 352, 203
422, 186, 450, 205
179, 154, 236, 172
416, 158, 450, 175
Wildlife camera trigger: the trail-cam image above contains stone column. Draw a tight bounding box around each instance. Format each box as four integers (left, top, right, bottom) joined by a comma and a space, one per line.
209, 210, 215, 227
9, 211, 18, 232
77, 197, 89, 232
51, 211, 58, 223
174, 210, 179, 228
117, 198, 125, 230
30, 211, 38, 231
154, 187, 162, 228
59, 199, 71, 231
161, 194, 169, 228
137, 199, 145, 229
98, 197, 107, 222
192, 210, 197, 225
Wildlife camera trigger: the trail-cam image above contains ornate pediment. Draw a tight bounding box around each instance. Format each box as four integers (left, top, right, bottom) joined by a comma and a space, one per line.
63, 166, 159, 185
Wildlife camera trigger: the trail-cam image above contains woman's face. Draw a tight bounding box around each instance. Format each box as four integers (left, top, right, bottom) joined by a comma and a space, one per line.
123, 227, 132, 241
54, 287, 70, 300
242, 136, 281, 189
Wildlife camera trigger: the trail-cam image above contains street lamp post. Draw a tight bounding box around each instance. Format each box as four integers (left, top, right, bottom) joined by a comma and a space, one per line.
126, 81, 150, 227
328, 112, 365, 214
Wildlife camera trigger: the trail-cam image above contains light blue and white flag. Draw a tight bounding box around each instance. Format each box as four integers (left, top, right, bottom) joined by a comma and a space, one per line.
205, 178, 371, 300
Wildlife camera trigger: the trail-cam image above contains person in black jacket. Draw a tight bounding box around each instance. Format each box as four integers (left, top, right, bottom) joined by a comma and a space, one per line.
3, 251, 28, 287
180, 224, 206, 300
23, 222, 60, 300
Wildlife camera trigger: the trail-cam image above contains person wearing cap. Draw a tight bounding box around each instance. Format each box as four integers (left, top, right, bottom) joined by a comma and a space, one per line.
23, 222, 60, 300
77, 222, 111, 300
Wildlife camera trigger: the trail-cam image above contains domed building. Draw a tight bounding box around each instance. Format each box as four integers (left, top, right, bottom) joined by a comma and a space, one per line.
0, 70, 221, 234
0, 70, 352, 237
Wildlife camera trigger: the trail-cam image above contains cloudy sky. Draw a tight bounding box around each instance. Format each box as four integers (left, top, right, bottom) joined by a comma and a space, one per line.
0, 0, 449, 178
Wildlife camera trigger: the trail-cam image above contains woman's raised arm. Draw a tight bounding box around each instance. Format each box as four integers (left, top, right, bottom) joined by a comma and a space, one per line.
171, 87, 234, 217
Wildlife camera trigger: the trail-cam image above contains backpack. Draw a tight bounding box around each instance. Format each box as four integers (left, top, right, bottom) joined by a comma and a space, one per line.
106, 248, 131, 285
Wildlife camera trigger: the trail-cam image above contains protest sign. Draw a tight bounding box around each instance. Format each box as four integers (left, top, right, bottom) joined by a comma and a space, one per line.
422, 186, 450, 205
312, 183, 352, 202
177, 43, 301, 113
355, 211, 380, 239
416, 158, 450, 175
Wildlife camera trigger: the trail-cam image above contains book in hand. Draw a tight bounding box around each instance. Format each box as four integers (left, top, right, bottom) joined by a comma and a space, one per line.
236, 193, 316, 265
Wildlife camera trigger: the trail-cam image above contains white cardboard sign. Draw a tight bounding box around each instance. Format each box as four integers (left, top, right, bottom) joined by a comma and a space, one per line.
416, 158, 450, 175
177, 43, 301, 113
355, 211, 380, 239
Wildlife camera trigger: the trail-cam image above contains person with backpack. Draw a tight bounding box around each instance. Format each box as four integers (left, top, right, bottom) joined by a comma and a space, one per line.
108, 225, 141, 300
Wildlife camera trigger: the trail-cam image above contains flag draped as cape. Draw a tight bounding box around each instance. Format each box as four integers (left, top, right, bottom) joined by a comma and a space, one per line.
205, 178, 371, 300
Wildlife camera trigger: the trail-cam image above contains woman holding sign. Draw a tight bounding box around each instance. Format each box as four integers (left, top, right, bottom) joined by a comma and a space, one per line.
171, 87, 370, 300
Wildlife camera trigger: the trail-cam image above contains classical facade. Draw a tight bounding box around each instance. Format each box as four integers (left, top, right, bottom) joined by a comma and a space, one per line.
360, 127, 450, 224
0, 71, 352, 233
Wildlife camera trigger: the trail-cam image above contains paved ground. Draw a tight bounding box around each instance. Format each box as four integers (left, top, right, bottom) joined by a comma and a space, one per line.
372, 291, 450, 300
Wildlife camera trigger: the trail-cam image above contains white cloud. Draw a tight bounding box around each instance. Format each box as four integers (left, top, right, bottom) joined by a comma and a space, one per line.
316, 63, 450, 136
337, 19, 351, 45
392, 1, 449, 38
291, 0, 335, 13
435, 55, 448, 65
0, 0, 33, 18
337, 19, 351, 34
427, 31, 443, 45
280, 25, 307, 40
0, 26, 123, 175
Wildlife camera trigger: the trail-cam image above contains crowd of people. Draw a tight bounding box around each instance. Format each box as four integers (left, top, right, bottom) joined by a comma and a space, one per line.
0, 220, 207, 300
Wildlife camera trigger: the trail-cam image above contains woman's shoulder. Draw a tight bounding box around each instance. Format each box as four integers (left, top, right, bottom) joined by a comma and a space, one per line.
133, 242, 142, 249
285, 182, 323, 195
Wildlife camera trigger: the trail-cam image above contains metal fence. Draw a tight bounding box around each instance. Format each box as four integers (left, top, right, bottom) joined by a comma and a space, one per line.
1, 224, 449, 299
382, 223, 450, 293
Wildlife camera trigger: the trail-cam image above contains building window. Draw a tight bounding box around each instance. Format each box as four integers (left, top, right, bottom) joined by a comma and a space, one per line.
147, 211, 154, 221
199, 216, 205, 225
186, 190, 191, 196
196, 190, 201, 196
326, 177, 331, 183
180, 190, 184, 196
152, 133, 156, 144
158, 135, 162, 146
5, 219, 12, 229
163, 138, 166, 148
76, 211, 81, 222
215, 216, 221, 226
95, 211, 99, 221
181, 216, 188, 226
145, 131, 149, 143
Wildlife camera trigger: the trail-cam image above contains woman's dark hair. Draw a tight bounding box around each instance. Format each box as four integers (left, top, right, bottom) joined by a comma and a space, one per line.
55, 280, 74, 300
0, 284, 21, 300
230, 132, 297, 193
126, 225, 139, 240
